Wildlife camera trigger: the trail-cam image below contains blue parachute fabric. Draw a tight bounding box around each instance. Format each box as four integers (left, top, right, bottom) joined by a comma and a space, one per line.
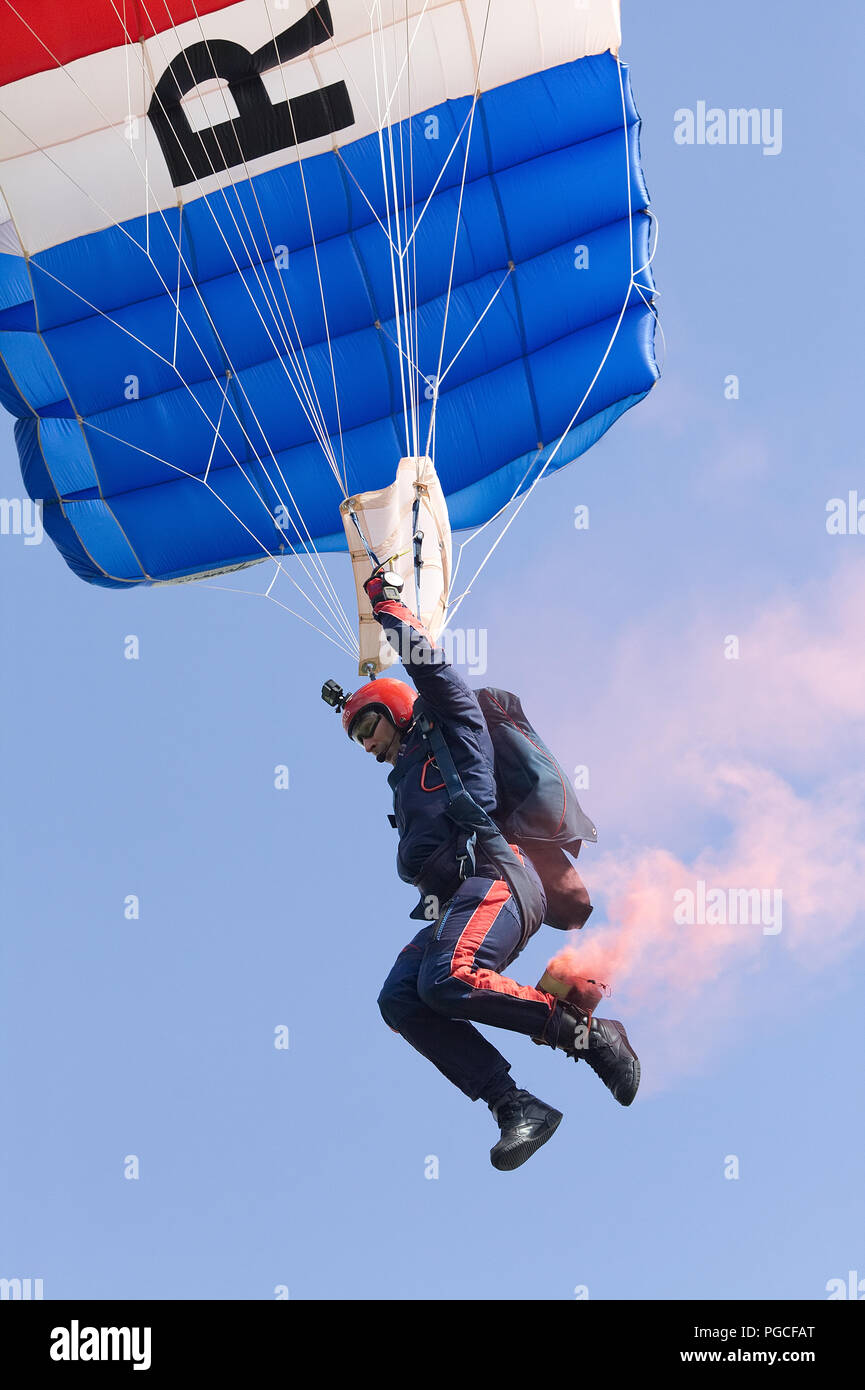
0, 52, 659, 587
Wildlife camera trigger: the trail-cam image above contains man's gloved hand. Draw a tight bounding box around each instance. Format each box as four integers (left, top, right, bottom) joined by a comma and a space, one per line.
364, 563, 404, 606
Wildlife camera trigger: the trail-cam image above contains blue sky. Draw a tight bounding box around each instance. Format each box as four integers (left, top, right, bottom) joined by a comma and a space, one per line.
1, 0, 862, 1300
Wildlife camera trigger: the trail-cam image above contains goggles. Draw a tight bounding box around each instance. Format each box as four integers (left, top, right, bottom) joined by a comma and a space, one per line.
349, 707, 388, 745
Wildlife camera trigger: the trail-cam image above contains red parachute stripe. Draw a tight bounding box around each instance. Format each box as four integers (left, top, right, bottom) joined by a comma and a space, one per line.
0, 0, 243, 86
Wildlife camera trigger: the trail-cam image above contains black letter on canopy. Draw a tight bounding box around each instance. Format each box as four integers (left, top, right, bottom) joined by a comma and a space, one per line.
148, 1, 353, 187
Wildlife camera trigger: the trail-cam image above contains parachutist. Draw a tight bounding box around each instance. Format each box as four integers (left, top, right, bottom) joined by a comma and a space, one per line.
329, 570, 640, 1171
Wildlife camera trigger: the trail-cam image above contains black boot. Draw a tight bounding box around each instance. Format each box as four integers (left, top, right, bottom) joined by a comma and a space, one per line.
544, 1003, 640, 1106
489, 1089, 563, 1171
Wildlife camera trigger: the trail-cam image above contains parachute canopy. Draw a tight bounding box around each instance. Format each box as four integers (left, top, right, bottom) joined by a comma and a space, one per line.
0, 0, 658, 644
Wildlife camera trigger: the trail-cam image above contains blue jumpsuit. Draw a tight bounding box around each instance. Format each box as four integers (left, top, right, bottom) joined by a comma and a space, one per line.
373, 599, 560, 1104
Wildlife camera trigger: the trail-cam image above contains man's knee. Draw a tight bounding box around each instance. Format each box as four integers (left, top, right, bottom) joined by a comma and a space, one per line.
378, 979, 424, 1033
417, 969, 469, 1018
377, 985, 402, 1032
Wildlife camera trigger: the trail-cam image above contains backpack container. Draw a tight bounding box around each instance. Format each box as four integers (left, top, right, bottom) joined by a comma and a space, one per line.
476, 689, 596, 931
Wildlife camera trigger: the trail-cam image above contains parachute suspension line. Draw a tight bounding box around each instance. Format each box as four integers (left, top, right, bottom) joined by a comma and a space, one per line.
356, 6, 429, 412
401, 101, 478, 256
254, 0, 350, 493
608, 54, 667, 391
630, 209, 667, 375
202, 375, 231, 486
82, 5, 347, 521
406, 0, 423, 479
134, 17, 359, 646
7, 4, 658, 644
397, 10, 420, 462
168, 2, 477, 646
402, 0, 428, 622
197, 580, 358, 655
437, 265, 515, 388
367, 0, 436, 459
444, 296, 634, 618
133, 2, 346, 490
188, 28, 347, 500
332, 151, 401, 251
447, 444, 545, 601
127, 15, 357, 610
316, 4, 414, 256
423, 0, 494, 463
110, 2, 340, 475
370, 175, 512, 440
404, 0, 425, 468
18, 233, 355, 648
15, 1, 350, 648
81, 420, 358, 657
370, 4, 412, 460
171, 200, 183, 368
395, 6, 417, 460
173, 2, 464, 642
633, 206, 661, 283
445, 51, 652, 628
321, 0, 454, 286
80, 4, 359, 639
120, 0, 136, 215
377, 0, 433, 128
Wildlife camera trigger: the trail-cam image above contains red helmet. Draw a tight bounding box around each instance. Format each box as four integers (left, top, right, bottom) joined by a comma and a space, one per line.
342, 678, 416, 744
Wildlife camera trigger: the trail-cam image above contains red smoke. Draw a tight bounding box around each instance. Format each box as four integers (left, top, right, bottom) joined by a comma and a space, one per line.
535, 562, 865, 1093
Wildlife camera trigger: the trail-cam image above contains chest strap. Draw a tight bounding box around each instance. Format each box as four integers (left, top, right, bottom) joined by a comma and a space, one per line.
415, 713, 499, 837
415, 714, 544, 952
388, 711, 544, 949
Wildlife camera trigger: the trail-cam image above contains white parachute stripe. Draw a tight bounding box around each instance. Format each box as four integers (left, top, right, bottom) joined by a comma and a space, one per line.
0, 0, 621, 252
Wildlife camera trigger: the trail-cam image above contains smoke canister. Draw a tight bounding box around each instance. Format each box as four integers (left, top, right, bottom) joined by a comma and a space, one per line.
536, 970, 606, 1016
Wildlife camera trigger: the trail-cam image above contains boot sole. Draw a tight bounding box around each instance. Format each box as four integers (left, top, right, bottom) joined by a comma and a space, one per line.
619, 1054, 640, 1106
585, 1020, 641, 1106
611, 1022, 640, 1106
490, 1109, 563, 1171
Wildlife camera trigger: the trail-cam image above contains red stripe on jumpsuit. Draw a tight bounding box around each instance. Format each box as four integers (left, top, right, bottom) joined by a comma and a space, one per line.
449, 853, 557, 1012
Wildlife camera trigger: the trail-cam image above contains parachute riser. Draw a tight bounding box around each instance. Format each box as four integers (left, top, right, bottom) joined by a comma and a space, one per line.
340, 457, 452, 677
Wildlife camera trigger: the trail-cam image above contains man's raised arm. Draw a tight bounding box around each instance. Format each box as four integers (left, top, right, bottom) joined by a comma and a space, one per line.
364, 569, 484, 731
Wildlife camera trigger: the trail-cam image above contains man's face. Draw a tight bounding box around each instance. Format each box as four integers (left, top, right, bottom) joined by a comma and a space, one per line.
360, 714, 403, 766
